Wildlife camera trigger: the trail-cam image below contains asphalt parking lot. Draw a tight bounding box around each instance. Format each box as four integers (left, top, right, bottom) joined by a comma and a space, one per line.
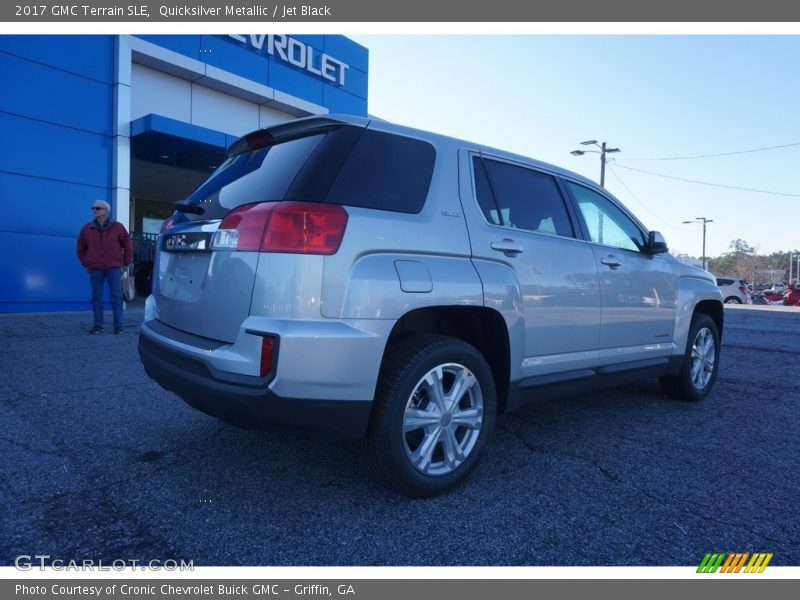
1, 302, 798, 567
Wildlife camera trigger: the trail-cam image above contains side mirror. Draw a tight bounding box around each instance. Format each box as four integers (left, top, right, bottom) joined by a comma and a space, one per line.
643, 231, 669, 255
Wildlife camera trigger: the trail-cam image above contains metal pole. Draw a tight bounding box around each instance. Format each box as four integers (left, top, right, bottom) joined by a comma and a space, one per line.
701, 220, 707, 271
600, 142, 606, 187
790, 253, 794, 285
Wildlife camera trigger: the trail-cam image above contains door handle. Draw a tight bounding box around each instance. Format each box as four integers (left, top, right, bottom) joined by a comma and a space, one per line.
490, 240, 524, 255
600, 255, 622, 268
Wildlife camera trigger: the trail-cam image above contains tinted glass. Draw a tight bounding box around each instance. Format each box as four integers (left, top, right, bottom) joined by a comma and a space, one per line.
183, 134, 327, 219
180, 126, 434, 220
474, 158, 574, 237
473, 157, 501, 225
327, 130, 435, 214
566, 182, 647, 252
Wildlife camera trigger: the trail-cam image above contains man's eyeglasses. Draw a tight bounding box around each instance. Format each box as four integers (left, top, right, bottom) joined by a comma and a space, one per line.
92, 207, 105, 211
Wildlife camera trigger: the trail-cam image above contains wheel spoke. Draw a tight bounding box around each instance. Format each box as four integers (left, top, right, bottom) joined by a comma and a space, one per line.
451, 406, 483, 429
440, 427, 467, 470
403, 407, 441, 433
445, 369, 476, 412
408, 426, 442, 472
691, 361, 703, 386
423, 367, 448, 413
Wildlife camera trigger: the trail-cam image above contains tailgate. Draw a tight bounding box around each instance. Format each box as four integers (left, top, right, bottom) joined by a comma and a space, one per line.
154, 222, 259, 343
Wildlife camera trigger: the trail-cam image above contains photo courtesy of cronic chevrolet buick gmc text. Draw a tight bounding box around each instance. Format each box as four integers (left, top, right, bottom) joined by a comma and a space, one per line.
138, 115, 724, 496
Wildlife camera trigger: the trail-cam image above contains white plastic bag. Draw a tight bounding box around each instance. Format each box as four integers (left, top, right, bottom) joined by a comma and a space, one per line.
122, 265, 135, 302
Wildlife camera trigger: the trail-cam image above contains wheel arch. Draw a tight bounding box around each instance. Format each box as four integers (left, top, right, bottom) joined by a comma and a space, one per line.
694, 299, 724, 336
382, 306, 511, 414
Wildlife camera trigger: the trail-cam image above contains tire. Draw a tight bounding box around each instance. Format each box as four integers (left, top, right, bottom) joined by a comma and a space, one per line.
363, 335, 496, 497
659, 313, 720, 401
724, 296, 742, 304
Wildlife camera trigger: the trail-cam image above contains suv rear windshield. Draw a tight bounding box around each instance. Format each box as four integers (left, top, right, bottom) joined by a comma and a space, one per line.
180, 125, 436, 220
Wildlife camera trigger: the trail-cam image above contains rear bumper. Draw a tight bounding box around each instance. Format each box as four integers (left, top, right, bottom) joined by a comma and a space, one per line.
138, 327, 372, 439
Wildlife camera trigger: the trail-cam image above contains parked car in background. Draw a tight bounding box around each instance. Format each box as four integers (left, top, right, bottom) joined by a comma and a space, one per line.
783, 284, 800, 306
716, 277, 752, 304
768, 282, 787, 294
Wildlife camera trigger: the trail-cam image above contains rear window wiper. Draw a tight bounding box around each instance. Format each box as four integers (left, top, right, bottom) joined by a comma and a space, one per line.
173, 202, 205, 216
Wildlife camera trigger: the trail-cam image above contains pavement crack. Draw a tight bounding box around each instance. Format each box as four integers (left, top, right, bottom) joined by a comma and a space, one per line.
593, 462, 620, 482
498, 423, 622, 483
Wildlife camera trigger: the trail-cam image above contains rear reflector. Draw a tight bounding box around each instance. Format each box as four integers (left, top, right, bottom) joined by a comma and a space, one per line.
260, 336, 275, 378
212, 202, 347, 255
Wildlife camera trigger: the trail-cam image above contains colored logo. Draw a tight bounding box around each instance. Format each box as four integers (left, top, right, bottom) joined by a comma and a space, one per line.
697, 552, 773, 573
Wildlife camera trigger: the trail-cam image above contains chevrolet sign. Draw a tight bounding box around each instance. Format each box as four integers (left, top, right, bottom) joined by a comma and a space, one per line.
227, 34, 349, 86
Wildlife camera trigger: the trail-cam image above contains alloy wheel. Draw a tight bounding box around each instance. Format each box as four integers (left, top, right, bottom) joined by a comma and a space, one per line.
402, 363, 484, 476
690, 327, 716, 390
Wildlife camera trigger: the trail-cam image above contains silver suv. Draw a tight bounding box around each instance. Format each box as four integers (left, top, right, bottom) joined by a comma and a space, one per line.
138, 115, 724, 496
715, 277, 752, 304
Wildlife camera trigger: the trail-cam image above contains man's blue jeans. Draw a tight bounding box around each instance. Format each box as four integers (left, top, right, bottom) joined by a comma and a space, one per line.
89, 268, 123, 328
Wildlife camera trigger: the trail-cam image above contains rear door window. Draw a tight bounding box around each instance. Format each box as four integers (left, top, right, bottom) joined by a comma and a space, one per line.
473, 157, 575, 238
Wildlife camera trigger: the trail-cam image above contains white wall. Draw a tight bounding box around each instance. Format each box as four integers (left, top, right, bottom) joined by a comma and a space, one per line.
131, 64, 294, 136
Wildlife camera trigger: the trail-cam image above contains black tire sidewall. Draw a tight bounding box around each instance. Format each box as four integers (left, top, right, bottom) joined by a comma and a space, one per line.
375, 336, 496, 497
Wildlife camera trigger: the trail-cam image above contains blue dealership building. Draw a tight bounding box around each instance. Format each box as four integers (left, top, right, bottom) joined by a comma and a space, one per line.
0, 34, 368, 312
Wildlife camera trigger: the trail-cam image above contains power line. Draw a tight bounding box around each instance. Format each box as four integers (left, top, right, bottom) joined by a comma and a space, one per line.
604, 164, 693, 231
616, 142, 800, 161
613, 164, 800, 198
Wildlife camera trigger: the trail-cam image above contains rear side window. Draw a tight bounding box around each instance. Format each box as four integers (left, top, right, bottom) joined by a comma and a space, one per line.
473, 157, 575, 238
325, 130, 435, 213
716, 278, 734, 286
181, 126, 435, 220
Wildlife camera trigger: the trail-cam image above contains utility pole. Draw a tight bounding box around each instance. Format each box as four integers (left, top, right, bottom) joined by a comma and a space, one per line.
682, 217, 714, 271
570, 140, 621, 187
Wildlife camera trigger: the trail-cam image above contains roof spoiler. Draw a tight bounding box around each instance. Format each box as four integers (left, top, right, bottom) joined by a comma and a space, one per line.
226, 115, 368, 157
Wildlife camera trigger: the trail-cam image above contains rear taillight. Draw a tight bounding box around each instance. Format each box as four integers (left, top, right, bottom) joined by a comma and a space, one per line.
212, 202, 347, 255
739, 286, 748, 295
264, 202, 348, 254
213, 202, 276, 251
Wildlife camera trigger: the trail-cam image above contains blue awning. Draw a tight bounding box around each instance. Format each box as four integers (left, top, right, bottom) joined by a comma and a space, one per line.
130, 114, 239, 171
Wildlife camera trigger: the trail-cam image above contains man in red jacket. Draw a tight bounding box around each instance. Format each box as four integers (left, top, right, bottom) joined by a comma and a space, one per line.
76, 200, 133, 334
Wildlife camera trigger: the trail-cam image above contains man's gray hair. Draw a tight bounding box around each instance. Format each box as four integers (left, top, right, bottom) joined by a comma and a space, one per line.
93, 199, 111, 211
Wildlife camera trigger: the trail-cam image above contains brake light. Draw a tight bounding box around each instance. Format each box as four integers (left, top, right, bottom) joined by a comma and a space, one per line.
264, 202, 348, 254
213, 203, 276, 251
212, 202, 347, 255
739, 286, 748, 295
